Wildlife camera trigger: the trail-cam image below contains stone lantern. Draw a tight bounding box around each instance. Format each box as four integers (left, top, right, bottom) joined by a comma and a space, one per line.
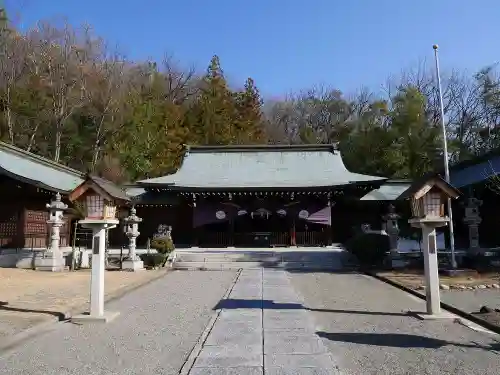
67, 175, 127, 324
36, 193, 68, 272
383, 204, 400, 253
383, 204, 405, 269
122, 206, 144, 271
397, 175, 461, 319
462, 197, 483, 254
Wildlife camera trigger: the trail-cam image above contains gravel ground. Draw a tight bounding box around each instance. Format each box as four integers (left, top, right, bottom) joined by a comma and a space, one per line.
0, 268, 169, 339
441, 290, 500, 313
288, 271, 500, 375
0, 270, 237, 375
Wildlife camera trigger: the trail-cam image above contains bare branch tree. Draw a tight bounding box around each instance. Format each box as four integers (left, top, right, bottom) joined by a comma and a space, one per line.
160, 54, 197, 103
0, 32, 31, 143
80, 38, 131, 171
34, 21, 90, 162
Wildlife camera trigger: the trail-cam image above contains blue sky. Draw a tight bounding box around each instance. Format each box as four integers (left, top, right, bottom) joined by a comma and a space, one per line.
6, 0, 500, 98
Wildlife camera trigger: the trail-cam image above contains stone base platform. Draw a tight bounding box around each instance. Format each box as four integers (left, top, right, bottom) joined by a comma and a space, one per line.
71, 311, 120, 324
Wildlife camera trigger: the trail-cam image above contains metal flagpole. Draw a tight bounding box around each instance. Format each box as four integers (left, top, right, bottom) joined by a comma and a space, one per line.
433, 44, 457, 269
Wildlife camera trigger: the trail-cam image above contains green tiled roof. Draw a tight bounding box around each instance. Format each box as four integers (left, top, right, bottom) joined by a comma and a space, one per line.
0, 142, 84, 193
360, 180, 412, 201
137, 144, 386, 189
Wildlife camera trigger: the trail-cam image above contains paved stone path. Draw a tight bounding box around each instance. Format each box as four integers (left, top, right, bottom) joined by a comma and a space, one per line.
189, 269, 340, 375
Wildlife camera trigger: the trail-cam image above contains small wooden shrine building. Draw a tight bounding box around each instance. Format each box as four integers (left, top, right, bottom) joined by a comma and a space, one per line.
0, 142, 84, 249
132, 144, 387, 248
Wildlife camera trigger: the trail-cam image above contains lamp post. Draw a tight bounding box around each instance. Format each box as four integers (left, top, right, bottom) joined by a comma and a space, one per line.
433, 44, 457, 269
69, 181, 120, 324
400, 175, 461, 318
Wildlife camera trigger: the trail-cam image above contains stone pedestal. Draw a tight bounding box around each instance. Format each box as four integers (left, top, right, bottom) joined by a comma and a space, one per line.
35, 251, 66, 271
80, 250, 90, 268
122, 258, 144, 271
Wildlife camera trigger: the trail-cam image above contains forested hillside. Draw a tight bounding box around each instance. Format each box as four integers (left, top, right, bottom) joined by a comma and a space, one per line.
1, 11, 499, 182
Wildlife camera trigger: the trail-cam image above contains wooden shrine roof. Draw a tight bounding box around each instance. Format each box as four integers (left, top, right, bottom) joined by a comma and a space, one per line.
0, 141, 84, 193
136, 144, 386, 190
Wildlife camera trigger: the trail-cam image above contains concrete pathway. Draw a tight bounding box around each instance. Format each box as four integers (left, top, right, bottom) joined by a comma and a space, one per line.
189, 269, 340, 375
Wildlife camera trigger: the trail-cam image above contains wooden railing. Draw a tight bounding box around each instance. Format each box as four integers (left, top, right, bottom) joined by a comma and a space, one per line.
197, 231, 326, 248
296, 231, 326, 247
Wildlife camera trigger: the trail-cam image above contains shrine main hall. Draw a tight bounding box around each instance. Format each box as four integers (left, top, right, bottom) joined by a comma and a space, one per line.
131, 144, 391, 248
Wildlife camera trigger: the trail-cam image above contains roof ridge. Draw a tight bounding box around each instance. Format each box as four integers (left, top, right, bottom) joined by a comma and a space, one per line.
186, 144, 339, 153
0, 141, 84, 178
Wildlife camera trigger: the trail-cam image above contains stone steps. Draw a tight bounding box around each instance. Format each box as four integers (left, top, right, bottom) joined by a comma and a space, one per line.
172, 248, 347, 270
173, 261, 343, 271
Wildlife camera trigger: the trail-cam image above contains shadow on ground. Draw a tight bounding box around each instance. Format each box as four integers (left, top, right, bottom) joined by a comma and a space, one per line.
214, 299, 303, 310
0, 301, 66, 321
213, 298, 410, 317
317, 331, 500, 352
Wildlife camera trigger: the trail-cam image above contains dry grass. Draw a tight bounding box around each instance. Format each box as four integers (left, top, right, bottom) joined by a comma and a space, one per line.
376, 270, 500, 289
0, 268, 168, 338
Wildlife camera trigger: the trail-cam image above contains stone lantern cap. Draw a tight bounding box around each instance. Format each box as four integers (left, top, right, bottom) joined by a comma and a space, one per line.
383, 204, 400, 220
124, 206, 143, 224
46, 192, 68, 211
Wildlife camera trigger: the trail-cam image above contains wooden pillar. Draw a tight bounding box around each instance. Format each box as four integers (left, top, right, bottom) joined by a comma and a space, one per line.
290, 218, 296, 246
327, 195, 333, 246
229, 217, 235, 247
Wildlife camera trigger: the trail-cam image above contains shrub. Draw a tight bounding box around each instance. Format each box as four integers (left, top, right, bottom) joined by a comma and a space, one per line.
344, 233, 390, 268
150, 236, 175, 254
462, 253, 495, 271
139, 253, 166, 268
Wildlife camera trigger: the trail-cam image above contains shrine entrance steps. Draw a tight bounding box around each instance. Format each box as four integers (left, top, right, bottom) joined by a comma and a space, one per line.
171, 246, 348, 271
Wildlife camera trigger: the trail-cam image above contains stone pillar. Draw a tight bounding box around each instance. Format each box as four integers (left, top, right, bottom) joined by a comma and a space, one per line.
409, 218, 453, 319
71, 219, 120, 324
122, 206, 144, 271
462, 197, 482, 254
91, 227, 106, 316
36, 193, 68, 271
422, 225, 441, 315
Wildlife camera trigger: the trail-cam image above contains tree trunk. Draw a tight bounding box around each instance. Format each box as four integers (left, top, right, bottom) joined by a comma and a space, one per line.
6, 87, 13, 143
54, 128, 62, 162
91, 143, 101, 171
27, 121, 42, 152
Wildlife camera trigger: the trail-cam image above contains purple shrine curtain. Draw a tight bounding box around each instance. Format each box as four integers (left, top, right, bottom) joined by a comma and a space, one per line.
305, 206, 331, 226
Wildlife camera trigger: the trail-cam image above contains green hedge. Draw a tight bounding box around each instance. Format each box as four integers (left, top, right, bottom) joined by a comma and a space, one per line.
139, 253, 166, 268
345, 233, 390, 268
151, 236, 175, 254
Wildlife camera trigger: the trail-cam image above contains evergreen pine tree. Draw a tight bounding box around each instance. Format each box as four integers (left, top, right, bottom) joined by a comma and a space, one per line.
194, 55, 235, 145
234, 77, 267, 144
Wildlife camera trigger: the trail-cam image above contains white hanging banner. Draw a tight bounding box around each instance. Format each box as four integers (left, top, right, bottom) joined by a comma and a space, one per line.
298, 210, 309, 219
215, 210, 226, 220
